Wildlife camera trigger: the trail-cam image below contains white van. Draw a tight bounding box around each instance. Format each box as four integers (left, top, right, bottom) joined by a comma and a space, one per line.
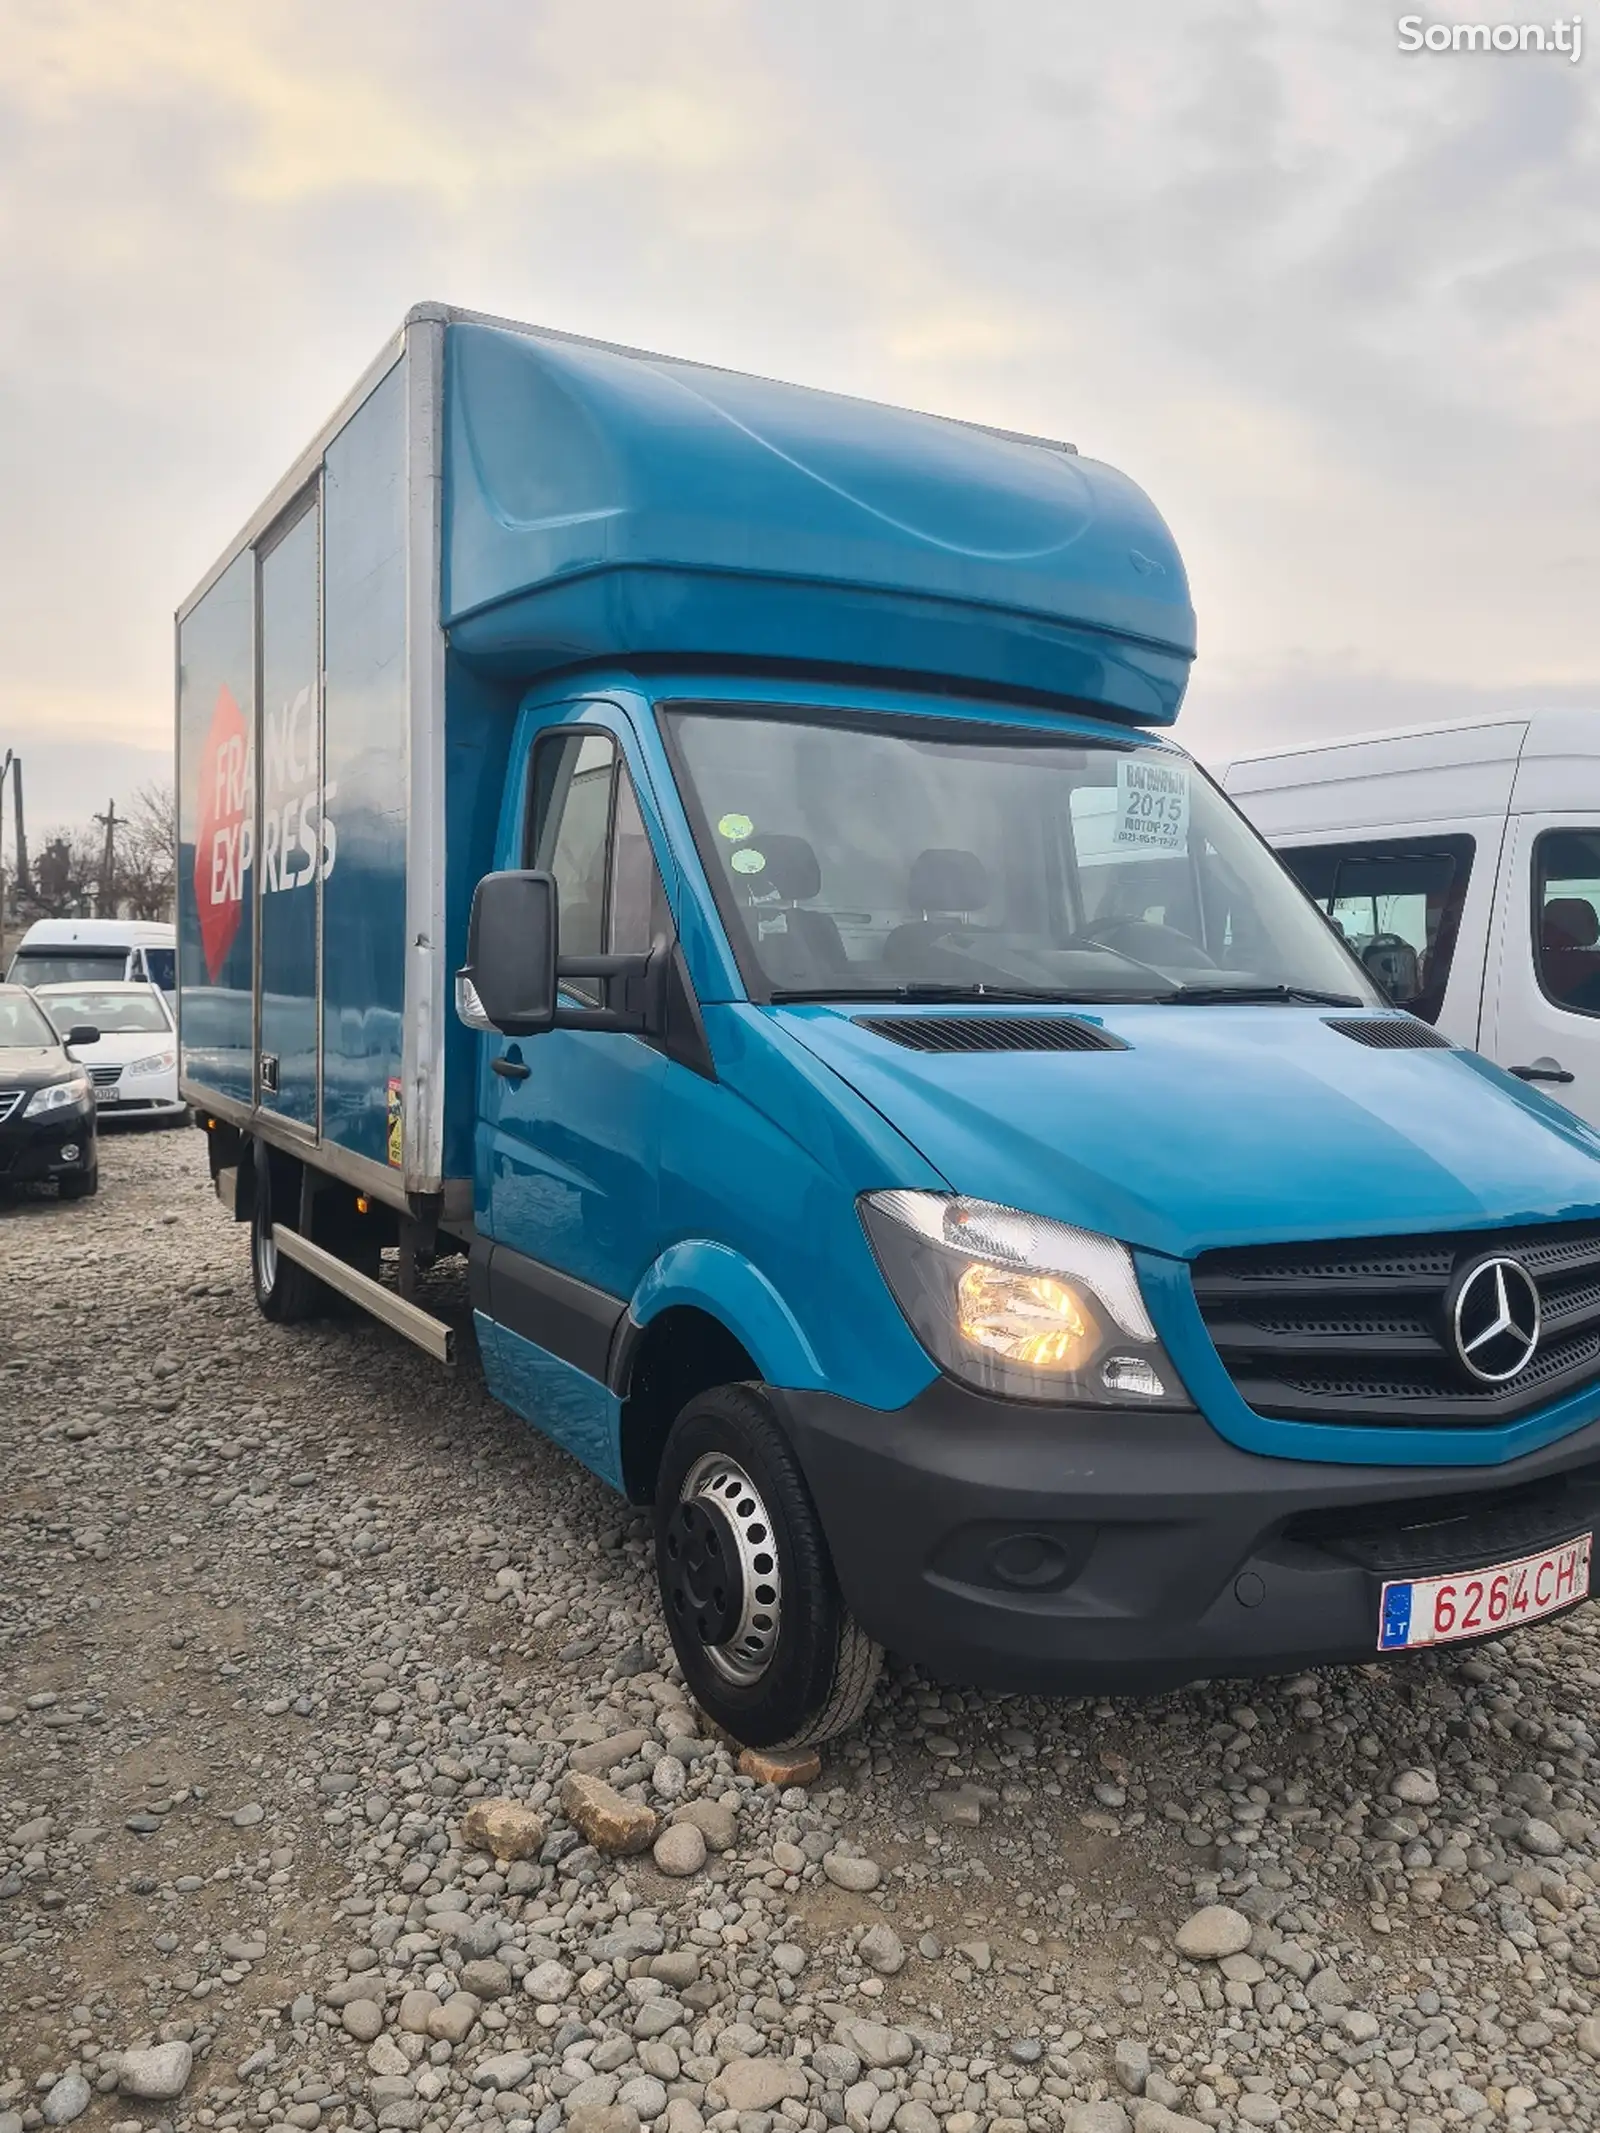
6, 918, 176, 996
1222, 708, 1600, 1125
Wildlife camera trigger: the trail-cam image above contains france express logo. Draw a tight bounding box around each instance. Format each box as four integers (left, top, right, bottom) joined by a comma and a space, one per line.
194, 684, 251, 983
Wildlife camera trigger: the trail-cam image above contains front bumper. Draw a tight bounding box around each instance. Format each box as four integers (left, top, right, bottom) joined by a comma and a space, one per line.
775, 1382, 1600, 1694
0, 1107, 97, 1184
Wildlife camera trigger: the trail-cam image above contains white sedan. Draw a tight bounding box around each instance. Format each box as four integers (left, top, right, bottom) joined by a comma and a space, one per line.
33, 981, 185, 1122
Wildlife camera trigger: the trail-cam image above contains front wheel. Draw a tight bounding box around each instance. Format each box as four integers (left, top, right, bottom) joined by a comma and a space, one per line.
250, 1149, 325, 1324
655, 1384, 882, 1748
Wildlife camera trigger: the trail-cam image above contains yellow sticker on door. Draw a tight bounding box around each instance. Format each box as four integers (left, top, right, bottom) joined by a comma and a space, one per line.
387, 1079, 403, 1167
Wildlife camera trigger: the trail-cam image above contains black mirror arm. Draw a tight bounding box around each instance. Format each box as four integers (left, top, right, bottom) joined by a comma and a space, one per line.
551, 946, 668, 1036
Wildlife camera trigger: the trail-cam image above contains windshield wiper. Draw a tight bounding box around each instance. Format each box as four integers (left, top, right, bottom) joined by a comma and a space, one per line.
768, 983, 1150, 1006
1157, 984, 1366, 1007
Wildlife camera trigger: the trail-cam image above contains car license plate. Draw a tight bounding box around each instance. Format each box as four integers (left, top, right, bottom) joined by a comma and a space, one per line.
93, 1085, 119, 1104
1378, 1534, 1591, 1651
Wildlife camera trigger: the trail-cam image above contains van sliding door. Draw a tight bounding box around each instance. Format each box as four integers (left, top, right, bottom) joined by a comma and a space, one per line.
1486, 817, 1600, 1130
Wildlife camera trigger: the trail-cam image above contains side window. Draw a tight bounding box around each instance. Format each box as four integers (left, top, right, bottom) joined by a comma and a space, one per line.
525, 729, 669, 1006
609, 772, 670, 953
1533, 829, 1600, 1019
1281, 836, 1474, 1025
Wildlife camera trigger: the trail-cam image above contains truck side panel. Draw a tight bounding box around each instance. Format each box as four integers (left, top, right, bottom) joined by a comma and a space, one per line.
177, 548, 256, 1108
323, 363, 409, 1171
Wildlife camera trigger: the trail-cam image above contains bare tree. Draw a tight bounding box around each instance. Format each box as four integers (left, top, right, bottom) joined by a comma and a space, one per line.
119, 782, 177, 921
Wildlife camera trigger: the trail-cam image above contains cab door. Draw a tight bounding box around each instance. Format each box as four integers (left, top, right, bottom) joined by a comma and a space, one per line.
474, 709, 674, 1472
1485, 817, 1600, 1128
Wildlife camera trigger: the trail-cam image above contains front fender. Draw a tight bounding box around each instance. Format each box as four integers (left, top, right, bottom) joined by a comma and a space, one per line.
629, 1239, 828, 1390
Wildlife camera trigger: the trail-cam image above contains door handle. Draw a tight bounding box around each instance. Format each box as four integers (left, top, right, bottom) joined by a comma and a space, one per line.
492, 1056, 530, 1082
1510, 1062, 1576, 1086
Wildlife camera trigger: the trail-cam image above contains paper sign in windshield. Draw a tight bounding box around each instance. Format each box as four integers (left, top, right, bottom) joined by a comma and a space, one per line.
1115, 758, 1190, 855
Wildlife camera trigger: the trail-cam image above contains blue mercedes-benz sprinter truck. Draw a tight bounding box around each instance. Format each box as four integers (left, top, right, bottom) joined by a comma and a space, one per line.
178, 304, 1600, 1745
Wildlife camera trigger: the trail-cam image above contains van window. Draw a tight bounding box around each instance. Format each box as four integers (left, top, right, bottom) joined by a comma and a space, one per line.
1279, 837, 1474, 1025
7, 947, 131, 987
525, 731, 669, 1007
665, 705, 1378, 1005
139, 948, 177, 993
1533, 829, 1600, 1018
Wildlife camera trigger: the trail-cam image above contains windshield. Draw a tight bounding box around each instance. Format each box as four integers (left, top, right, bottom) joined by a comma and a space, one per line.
0, 994, 58, 1048
38, 989, 169, 1036
8, 949, 128, 986
667, 707, 1378, 1005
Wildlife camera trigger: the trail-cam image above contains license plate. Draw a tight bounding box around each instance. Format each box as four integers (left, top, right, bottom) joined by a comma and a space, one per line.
1379, 1534, 1591, 1651
93, 1086, 119, 1104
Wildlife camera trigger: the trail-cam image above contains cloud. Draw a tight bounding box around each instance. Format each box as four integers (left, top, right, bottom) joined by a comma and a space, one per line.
0, 0, 1596, 830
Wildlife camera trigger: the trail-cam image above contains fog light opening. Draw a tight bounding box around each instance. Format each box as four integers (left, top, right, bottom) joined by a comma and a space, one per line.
59, 1144, 81, 1162
987, 1532, 1073, 1590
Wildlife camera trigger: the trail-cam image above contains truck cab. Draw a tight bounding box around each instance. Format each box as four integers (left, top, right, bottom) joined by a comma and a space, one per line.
178, 311, 1600, 1747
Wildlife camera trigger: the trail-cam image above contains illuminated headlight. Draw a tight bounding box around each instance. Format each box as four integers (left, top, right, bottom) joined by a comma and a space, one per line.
126, 1049, 177, 1076
25, 1076, 92, 1117
860, 1190, 1191, 1407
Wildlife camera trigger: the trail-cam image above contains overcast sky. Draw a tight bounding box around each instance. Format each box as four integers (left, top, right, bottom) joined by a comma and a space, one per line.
1, 0, 1596, 830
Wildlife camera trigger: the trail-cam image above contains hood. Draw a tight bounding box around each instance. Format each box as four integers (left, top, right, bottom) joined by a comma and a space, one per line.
0, 1045, 75, 1090
771, 1003, 1600, 1259
71, 1030, 174, 1067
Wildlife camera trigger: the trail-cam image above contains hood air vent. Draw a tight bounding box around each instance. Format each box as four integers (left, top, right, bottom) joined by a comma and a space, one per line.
1324, 1018, 1453, 1051
853, 1014, 1128, 1055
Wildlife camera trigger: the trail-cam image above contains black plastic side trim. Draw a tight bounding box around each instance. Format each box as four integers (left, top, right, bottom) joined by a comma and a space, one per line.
486, 1242, 626, 1380
468, 1234, 494, 1318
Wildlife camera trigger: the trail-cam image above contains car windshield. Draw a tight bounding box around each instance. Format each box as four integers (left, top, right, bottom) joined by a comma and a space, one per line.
8, 949, 128, 986
0, 994, 58, 1048
39, 989, 169, 1035
667, 706, 1378, 1005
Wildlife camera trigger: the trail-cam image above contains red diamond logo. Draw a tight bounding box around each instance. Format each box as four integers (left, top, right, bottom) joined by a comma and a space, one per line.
193, 684, 250, 983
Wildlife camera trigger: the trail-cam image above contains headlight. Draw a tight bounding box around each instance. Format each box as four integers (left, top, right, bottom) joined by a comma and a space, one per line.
25, 1076, 91, 1117
126, 1049, 177, 1076
860, 1190, 1191, 1407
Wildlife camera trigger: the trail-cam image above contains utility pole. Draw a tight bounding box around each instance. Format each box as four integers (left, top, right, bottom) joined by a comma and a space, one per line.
11, 755, 28, 906
94, 798, 120, 919
0, 752, 11, 965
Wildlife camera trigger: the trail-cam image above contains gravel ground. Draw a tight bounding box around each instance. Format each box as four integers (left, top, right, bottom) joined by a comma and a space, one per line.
7, 1132, 1600, 2133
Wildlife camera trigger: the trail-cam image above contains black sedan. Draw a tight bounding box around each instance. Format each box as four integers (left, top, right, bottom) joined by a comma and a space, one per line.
0, 984, 99, 1198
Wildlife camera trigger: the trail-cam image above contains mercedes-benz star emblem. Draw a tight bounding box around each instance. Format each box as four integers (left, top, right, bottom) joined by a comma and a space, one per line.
1449, 1255, 1541, 1383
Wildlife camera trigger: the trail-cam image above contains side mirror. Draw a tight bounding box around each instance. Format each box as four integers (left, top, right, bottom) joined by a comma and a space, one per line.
65, 1025, 101, 1048
457, 872, 557, 1037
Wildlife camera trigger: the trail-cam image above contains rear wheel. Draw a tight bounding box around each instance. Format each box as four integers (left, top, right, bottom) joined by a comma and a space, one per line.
250, 1149, 325, 1323
655, 1383, 882, 1748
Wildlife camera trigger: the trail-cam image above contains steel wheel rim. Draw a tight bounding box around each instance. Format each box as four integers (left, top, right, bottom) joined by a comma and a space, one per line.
677, 1451, 783, 1684
255, 1213, 277, 1293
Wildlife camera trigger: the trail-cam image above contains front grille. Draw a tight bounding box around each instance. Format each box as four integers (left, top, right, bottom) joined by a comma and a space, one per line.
1324, 1017, 1453, 1050
1192, 1220, 1600, 1425
0, 1090, 22, 1123
854, 1014, 1126, 1055
90, 1065, 122, 1087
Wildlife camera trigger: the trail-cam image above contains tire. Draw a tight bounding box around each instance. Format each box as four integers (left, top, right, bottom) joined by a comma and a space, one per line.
654, 1383, 883, 1749
58, 1169, 98, 1200
250, 1148, 326, 1324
